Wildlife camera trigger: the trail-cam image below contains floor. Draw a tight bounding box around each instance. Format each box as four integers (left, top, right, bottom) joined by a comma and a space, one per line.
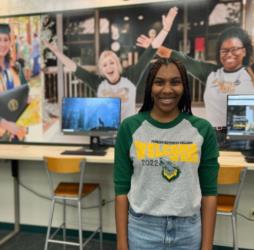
0, 230, 249, 250
0, 230, 116, 250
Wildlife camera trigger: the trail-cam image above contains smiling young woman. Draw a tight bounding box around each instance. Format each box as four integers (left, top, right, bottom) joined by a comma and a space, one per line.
114, 58, 219, 250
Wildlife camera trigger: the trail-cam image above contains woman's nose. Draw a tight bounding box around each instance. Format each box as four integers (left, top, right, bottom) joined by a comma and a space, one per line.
162, 83, 173, 93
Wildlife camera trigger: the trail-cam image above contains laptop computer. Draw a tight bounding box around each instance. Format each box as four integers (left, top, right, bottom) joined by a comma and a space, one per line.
0, 84, 29, 122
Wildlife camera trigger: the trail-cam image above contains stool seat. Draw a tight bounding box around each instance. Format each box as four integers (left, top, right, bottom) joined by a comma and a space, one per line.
55, 182, 99, 197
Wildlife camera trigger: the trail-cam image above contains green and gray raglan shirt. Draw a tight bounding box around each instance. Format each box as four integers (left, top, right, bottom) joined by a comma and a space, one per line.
114, 112, 219, 217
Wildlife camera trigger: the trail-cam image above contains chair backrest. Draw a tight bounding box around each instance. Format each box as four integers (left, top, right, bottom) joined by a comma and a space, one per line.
44, 156, 85, 174
218, 166, 247, 212
218, 166, 246, 185
44, 156, 86, 198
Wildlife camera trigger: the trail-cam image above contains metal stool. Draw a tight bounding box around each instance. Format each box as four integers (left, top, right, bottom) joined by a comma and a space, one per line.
44, 156, 103, 250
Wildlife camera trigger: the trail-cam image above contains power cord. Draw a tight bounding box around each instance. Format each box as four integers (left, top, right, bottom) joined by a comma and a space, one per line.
18, 180, 114, 210
237, 212, 254, 222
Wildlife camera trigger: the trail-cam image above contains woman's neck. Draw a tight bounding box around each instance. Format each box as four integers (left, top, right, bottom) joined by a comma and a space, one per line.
150, 108, 180, 123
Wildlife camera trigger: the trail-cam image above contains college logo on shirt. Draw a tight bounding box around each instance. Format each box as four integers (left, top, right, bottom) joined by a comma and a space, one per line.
160, 157, 181, 182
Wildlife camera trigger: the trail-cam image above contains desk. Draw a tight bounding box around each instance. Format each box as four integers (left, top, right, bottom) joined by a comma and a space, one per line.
0, 144, 114, 246
0, 145, 253, 246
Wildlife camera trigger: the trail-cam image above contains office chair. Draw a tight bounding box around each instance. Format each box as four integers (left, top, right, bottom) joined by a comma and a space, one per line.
217, 166, 247, 250
44, 156, 103, 250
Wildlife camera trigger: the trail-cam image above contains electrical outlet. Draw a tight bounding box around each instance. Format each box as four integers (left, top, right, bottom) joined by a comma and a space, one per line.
249, 208, 254, 220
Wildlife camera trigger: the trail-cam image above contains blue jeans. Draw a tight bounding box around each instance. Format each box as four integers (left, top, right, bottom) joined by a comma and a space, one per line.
128, 207, 201, 250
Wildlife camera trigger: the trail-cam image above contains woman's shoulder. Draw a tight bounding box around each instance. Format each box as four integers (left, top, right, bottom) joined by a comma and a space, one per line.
183, 113, 213, 129
121, 112, 146, 124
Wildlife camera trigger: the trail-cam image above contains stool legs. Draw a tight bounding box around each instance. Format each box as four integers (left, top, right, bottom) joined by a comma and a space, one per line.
44, 198, 56, 250
63, 199, 66, 250
78, 200, 83, 250
232, 214, 238, 250
98, 186, 103, 250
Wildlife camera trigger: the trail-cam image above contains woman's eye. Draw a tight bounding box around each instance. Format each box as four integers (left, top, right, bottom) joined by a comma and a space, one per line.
170, 78, 182, 85
153, 79, 164, 85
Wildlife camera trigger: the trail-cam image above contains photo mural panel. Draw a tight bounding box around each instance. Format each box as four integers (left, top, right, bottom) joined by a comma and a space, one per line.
0, 0, 244, 144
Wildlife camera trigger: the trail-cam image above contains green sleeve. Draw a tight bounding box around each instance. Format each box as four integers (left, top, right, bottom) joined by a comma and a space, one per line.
123, 46, 157, 86
198, 121, 219, 196
114, 119, 134, 195
75, 65, 102, 91
171, 50, 218, 84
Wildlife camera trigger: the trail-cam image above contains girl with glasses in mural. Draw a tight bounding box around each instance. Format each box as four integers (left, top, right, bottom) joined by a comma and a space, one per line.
137, 12, 254, 138
44, 7, 178, 121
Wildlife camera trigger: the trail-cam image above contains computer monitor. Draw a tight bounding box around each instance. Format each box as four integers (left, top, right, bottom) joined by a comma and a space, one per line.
61, 97, 121, 151
226, 94, 254, 150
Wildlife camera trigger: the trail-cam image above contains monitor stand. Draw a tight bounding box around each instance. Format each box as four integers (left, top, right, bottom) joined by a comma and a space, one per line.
61, 136, 107, 156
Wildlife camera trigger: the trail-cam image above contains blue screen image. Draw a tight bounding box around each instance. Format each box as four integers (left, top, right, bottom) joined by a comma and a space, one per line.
62, 98, 121, 133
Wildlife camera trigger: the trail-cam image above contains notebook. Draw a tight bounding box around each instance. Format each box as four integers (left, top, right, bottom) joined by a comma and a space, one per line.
0, 84, 29, 122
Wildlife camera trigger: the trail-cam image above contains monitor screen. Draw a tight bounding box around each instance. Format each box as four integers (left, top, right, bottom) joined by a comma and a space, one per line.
61, 97, 121, 136
226, 95, 254, 140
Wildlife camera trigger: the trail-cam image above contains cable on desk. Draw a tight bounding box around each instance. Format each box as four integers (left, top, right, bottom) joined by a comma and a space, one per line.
19, 180, 114, 209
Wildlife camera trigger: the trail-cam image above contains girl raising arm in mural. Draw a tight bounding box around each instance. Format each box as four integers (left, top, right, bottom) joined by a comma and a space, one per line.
44, 7, 178, 120
137, 25, 254, 129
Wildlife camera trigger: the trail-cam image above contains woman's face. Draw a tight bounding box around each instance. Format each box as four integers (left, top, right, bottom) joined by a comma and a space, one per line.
220, 38, 246, 71
100, 56, 120, 84
151, 63, 184, 121
0, 33, 11, 58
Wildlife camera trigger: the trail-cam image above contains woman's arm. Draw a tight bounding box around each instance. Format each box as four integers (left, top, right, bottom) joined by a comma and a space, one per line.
201, 195, 217, 250
115, 195, 129, 250
44, 41, 77, 71
44, 41, 101, 90
151, 7, 178, 49
125, 7, 178, 85
137, 34, 217, 84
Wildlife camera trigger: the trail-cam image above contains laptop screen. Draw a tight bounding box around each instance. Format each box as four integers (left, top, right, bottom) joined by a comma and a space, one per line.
226, 94, 254, 140
0, 84, 29, 122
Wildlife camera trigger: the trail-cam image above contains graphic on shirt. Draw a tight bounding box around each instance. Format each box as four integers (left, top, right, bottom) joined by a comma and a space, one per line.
99, 87, 129, 102
212, 79, 237, 93
159, 157, 181, 182
133, 140, 198, 183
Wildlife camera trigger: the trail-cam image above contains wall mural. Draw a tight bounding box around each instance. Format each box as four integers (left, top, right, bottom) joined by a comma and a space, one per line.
0, 0, 246, 144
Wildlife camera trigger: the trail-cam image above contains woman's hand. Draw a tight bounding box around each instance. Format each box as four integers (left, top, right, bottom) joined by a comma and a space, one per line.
0, 119, 27, 140
43, 40, 77, 71
162, 6, 178, 32
43, 40, 60, 54
136, 35, 152, 49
